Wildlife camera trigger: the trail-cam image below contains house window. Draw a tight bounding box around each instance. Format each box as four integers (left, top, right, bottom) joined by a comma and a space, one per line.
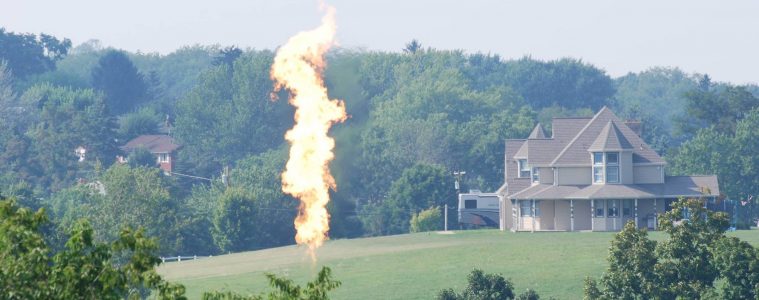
592, 152, 621, 183
531, 167, 539, 183
593, 167, 604, 183
518, 159, 530, 178
594, 199, 605, 217
520, 201, 532, 216
623, 199, 633, 217
606, 152, 619, 164
593, 152, 604, 164
593, 152, 604, 183
607, 199, 619, 217
606, 152, 619, 183
157, 153, 169, 163
464, 200, 477, 209
519, 201, 540, 217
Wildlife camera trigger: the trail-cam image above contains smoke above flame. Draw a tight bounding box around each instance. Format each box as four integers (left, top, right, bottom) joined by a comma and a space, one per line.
270, 3, 345, 255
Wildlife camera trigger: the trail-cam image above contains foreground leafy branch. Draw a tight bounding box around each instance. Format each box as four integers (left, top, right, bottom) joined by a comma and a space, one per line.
0, 198, 186, 299
202, 266, 341, 300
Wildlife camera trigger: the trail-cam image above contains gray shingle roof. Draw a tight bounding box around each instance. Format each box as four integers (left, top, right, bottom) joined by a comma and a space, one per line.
527, 139, 564, 166
551, 117, 591, 142
514, 142, 529, 158
505, 139, 531, 196
588, 121, 633, 151
508, 175, 719, 200
551, 107, 664, 166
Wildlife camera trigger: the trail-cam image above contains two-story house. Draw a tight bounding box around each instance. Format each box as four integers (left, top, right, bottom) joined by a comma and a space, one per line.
119, 135, 181, 174
496, 107, 719, 232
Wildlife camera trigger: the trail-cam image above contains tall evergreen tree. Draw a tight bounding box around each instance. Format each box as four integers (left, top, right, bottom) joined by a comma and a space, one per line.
91, 50, 148, 115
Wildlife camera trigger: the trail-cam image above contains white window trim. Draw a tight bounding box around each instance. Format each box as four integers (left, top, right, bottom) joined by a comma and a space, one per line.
157, 153, 170, 163
518, 159, 530, 178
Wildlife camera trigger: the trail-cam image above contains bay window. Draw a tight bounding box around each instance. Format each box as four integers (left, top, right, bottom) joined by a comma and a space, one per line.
592, 152, 620, 183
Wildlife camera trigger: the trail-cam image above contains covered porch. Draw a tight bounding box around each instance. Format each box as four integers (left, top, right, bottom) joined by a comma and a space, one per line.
511, 198, 674, 232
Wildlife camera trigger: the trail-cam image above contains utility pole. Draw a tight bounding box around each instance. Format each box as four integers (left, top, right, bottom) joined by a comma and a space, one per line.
451, 171, 466, 232
444, 204, 448, 231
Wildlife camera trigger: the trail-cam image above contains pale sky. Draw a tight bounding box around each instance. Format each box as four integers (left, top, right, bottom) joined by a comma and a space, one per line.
3, 0, 758, 84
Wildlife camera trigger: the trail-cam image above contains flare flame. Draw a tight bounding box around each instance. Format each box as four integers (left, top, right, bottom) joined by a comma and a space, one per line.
270, 4, 345, 255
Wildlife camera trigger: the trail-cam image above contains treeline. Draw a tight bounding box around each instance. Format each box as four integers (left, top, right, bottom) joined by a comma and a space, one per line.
1, 29, 759, 256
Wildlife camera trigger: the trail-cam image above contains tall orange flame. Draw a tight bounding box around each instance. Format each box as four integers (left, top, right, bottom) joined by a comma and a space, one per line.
270, 4, 345, 255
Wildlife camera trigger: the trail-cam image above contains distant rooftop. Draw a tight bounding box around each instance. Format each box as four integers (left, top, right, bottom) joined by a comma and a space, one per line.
121, 135, 181, 153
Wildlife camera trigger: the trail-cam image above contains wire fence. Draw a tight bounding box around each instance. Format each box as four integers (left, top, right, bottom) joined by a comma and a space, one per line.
160, 255, 211, 263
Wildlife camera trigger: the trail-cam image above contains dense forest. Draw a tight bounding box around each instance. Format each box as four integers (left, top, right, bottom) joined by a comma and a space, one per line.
2, 29, 758, 256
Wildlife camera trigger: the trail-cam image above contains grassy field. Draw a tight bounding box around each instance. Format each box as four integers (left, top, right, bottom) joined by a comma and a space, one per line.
158, 230, 759, 299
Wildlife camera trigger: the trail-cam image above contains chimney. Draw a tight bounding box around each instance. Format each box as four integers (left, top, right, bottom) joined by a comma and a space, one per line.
625, 120, 642, 137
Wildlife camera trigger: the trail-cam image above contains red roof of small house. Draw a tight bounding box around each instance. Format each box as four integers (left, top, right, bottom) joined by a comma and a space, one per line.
120, 135, 181, 153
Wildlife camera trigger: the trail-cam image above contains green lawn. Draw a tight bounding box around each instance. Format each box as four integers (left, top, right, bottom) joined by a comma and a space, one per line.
158, 230, 759, 299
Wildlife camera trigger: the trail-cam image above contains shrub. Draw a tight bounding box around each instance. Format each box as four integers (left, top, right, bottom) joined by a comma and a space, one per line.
410, 206, 442, 233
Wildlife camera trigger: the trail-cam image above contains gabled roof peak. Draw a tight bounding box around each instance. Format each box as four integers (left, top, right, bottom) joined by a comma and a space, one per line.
588, 121, 633, 151
528, 123, 548, 139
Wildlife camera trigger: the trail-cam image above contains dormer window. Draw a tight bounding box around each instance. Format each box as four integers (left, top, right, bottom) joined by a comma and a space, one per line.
518, 159, 530, 178
531, 167, 539, 183
592, 152, 620, 183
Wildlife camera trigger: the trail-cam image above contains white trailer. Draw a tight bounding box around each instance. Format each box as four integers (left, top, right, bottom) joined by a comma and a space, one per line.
458, 191, 500, 228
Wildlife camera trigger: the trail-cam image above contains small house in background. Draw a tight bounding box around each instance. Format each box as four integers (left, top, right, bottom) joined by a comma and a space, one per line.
119, 135, 181, 174
74, 146, 87, 162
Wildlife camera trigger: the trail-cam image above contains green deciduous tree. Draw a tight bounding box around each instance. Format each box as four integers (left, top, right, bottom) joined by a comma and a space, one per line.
0, 28, 71, 78
670, 108, 759, 226
361, 163, 454, 235
676, 81, 759, 138
585, 199, 738, 300
583, 222, 658, 299
211, 188, 263, 253
710, 237, 759, 299
127, 147, 158, 168
49, 164, 187, 255
23, 83, 118, 192
502, 57, 615, 110
174, 51, 292, 177
118, 107, 161, 141
437, 269, 516, 300
655, 199, 730, 299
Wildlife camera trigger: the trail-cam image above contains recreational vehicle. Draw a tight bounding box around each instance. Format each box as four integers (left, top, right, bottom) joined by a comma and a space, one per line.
458, 191, 500, 228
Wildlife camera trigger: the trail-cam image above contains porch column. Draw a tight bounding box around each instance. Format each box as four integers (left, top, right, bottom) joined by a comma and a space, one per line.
511, 199, 517, 232
612, 200, 618, 231
634, 199, 638, 228
531, 199, 536, 233
516, 200, 521, 231
590, 199, 595, 231
653, 198, 658, 230
570, 199, 575, 232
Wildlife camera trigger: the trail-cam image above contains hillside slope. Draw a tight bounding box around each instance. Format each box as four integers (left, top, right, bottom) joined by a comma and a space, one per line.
158, 230, 759, 299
